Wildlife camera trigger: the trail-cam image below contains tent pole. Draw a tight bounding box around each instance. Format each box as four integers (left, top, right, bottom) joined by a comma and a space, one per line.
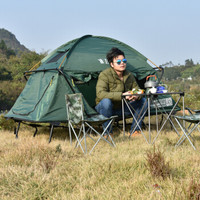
57, 69, 76, 93
147, 58, 162, 70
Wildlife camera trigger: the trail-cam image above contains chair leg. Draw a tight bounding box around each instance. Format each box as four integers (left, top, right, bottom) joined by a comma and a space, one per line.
175, 118, 196, 150
177, 123, 197, 145
82, 123, 87, 154
69, 122, 85, 154
88, 119, 116, 154
68, 123, 72, 144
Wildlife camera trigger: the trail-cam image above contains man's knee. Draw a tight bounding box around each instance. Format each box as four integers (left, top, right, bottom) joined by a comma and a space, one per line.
99, 98, 113, 110
141, 98, 148, 109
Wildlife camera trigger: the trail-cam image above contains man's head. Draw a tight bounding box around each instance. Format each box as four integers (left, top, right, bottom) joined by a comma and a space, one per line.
106, 47, 127, 73
106, 47, 125, 64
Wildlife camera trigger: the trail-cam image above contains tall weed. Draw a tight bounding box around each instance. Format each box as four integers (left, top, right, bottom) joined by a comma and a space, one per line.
145, 146, 171, 179
187, 178, 200, 200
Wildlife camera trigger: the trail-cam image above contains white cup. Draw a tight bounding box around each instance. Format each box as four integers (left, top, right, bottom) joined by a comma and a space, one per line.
149, 87, 157, 93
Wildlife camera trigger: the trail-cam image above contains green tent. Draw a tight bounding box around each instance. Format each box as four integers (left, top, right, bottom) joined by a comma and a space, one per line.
5, 35, 158, 125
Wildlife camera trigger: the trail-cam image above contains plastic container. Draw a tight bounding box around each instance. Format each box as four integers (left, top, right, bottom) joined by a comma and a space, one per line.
156, 86, 167, 93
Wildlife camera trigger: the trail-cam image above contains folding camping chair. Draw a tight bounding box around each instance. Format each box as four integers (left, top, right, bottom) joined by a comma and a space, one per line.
173, 108, 200, 150
65, 93, 117, 154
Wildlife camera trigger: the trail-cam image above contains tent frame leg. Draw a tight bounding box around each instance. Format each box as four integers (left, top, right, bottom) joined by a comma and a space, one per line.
12, 121, 64, 143
49, 124, 54, 143
15, 122, 21, 139
33, 126, 38, 137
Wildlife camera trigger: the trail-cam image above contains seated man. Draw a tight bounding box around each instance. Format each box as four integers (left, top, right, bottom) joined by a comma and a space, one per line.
95, 47, 147, 136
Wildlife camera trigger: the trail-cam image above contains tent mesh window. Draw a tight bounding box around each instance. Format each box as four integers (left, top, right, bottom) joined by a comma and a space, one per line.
47, 52, 66, 63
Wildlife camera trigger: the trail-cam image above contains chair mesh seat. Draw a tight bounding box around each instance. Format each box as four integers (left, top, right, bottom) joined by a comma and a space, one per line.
175, 114, 200, 123
84, 114, 115, 122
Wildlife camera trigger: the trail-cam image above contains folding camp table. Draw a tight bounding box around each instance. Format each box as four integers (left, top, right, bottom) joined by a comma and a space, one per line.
122, 92, 184, 144
148, 92, 184, 144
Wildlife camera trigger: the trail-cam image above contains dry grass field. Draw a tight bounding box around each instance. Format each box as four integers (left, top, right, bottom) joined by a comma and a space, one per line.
1, 121, 200, 200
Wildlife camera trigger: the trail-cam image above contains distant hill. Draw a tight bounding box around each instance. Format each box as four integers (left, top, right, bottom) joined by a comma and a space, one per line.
0, 28, 30, 55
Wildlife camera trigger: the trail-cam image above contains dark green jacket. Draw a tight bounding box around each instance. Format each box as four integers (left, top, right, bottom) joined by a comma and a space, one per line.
96, 67, 139, 108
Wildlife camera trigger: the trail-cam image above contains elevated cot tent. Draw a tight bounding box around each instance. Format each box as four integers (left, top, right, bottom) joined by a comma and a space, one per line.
5, 35, 164, 141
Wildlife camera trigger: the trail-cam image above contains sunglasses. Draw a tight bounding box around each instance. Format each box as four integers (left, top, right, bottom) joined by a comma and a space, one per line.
114, 58, 127, 65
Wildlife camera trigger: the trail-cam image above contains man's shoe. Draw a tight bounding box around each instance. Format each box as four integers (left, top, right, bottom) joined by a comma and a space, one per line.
129, 130, 141, 137
103, 133, 113, 139
103, 135, 108, 139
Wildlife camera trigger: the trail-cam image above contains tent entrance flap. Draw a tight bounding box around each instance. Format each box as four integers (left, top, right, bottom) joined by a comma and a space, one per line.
76, 79, 97, 108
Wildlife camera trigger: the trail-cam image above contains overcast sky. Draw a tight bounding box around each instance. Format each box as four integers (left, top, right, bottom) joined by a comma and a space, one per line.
1, 0, 199, 66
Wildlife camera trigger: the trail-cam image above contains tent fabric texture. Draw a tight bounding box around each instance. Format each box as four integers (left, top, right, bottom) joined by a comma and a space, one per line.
5, 35, 159, 123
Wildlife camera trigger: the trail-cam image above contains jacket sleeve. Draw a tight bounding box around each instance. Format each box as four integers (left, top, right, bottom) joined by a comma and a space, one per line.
130, 74, 139, 90
96, 72, 122, 101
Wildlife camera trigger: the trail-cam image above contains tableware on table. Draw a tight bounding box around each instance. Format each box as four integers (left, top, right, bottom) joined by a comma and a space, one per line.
149, 87, 157, 93
144, 75, 158, 89
156, 85, 168, 93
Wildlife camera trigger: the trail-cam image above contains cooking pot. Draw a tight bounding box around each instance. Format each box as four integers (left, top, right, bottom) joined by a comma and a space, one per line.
144, 75, 158, 88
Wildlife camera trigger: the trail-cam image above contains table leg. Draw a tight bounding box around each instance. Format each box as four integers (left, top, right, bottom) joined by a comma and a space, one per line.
122, 98, 125, 137
151, 95, 182, 144
148, 96, 151, 144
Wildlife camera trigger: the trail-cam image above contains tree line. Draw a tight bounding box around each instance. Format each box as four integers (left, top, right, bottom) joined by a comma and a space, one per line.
0, 40, 46, 110
162, 59, 200, 81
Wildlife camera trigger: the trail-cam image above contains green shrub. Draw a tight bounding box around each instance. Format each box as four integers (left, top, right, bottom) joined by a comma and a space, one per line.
0, 114, 15, 131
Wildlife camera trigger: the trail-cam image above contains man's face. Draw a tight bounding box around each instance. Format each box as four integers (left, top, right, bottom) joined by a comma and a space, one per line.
110, 55, 127, 73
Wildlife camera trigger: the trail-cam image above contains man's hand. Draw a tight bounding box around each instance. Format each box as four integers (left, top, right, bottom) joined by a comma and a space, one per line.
123, 91, 139, 101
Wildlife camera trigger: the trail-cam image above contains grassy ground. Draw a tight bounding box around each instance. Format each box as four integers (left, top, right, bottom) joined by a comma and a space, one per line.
1, 121, 200, 200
